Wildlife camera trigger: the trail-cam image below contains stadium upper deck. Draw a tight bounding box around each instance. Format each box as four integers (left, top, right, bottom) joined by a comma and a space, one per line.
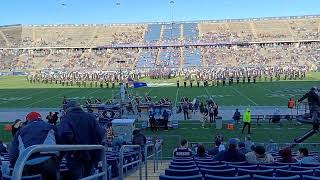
0, 15, 319, 48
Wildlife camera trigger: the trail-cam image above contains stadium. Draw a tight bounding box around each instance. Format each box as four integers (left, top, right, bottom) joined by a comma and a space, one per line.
0, 0, 320, 180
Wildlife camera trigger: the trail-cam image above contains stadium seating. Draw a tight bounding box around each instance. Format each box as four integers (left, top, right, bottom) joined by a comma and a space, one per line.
276, 169, 314, 177
159, 174, 203, 180
169, 164, 197, 170
302, 175, 320, 180
165, 168, 200, 176
3, 174, 42, 180
200, 168, 237, 177
252, 175, 300, 180
204, 174, 251, 180
238, 168, 274, 177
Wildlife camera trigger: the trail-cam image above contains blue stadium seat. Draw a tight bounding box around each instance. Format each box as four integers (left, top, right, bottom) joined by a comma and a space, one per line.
173, 158, 194, 162
276, 169, 314, 177
228, 164, 258, 170
259, 165, 289, 171
238, 168, 274, 177
3, 174, 42, 180
252, 175, 300, 180
291, 165, 320, 171
196, 161, 222, 166
159, 173, 203, 180
275, 162, 299, 167
200, 168, 237, 177
165, 168, 200, 176
171, 161, 195, 166
198, 164, 228, 170
204, 174, 251, 180
301, 163, 320, 167
169, 165, 197, 170
315, 169, 320, 176
195, 158, 214, 162
302, 175, 320, 180
222, 161, 249, 166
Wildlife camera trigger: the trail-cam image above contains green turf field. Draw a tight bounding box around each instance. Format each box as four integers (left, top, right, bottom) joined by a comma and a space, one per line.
0, 73, 319, 108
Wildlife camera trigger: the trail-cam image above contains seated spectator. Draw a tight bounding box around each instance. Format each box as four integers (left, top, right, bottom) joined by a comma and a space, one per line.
296, 147, 318, 164
9, 112, 60, 180
244, 135, 254, 153
173, 139, 193, 158
214, 138, 245, 162
132, 129, 146, 146
233, 109, 241, 124
208, 139, 223, 156
245, 145, 274, 164
238, 142, 247, 155
279, 147, 297, 163
195, 145, 208, 157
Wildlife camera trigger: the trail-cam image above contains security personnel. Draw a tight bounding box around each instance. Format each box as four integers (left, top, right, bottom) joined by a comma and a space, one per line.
241, 108, 251, 134
288, 98, 295, 109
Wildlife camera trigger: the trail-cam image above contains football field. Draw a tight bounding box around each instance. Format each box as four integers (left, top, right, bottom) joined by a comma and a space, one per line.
0, 74, 319, 108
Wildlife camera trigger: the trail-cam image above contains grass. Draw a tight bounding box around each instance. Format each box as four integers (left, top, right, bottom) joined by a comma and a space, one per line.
0, 74, 319, 108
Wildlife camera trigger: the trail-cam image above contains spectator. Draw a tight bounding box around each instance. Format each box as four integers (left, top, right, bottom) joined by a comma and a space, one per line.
214, 138, 245, 162
233, 109, 241, 124
173, 139, 193, 158
208, 139, 223, 156
59, 100, 104, 180
296, 147, 318, 164
46, 112, 53, 124
265, 139, 278, 153
238, 142, 247, 155
213, 103, 219, 122
11, 119, 23, 137
279, 147, 297, 163
298, 87, 320, 124
9, 112, 60, 180
132, 129, 146, 146
201, 105, 209, 128
51, 112, 59, 125
195, 145, 207, 157
244, 135, 254, 153
162, 109, 169, 130
149, 113, 157, 132
209, 105, 214, 123
182, 101, 189, 120
245, 145, 274, 164
272, 108, 281, 124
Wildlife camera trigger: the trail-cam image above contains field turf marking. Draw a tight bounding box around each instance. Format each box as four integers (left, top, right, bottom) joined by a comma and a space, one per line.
174, 88, 179, 107
0, 89, 51, 105
23, 89, 79, 108
254, 84, 287, 100
230, 86, 258, 106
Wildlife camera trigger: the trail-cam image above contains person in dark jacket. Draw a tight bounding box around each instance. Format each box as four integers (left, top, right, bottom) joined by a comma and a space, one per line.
233, 109, 241, 124
59, 100, 105, 180
11, 119, 23, 137
298, 87, 320, 124
132, 129, 146, 146
9, 112, 60, 180
162, 110, 169, 130
0, 141, 7, 154
214, 138, 245, 162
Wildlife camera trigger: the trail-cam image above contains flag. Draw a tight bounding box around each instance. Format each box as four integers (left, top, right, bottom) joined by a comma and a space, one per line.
133, 82, 147, 88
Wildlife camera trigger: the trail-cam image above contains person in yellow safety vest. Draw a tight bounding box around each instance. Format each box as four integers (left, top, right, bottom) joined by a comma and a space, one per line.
242, 108, 251, 134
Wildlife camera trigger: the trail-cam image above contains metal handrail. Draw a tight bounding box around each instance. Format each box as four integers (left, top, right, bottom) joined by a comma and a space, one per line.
11, 145, 106, 180
119, 145, 142, 180
144, 144, 155, 180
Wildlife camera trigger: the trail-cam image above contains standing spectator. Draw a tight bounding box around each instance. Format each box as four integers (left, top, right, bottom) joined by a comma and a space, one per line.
59, 100, 104, 180
201, 104, 209, 128
288, 98, 295, 116
182, 101, 189, 120
241, 108, 251, 134
233, 109, 241, 124
279, 147, 297, 163
213, 103, 218, 122
296, 147, 318, 164
10, 112, 60, 180
173, 139, 193, 158
162, 109, 169, 130
209, 105, 215, 123
214, 138, 245, 162
298, 87, 320, 124
149, 113, 157, 132
245, 145, 274, 164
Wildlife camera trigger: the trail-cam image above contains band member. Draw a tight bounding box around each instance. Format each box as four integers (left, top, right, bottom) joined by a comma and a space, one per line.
184, 81, 187, 88
177, 80, 179, 88
197, 81, 200, 88
237, 77, 240, 84
253, 77, 256, 84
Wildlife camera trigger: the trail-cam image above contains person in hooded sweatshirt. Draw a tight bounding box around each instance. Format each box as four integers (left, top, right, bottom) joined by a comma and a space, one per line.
59, 100, 104, 180
245, 145, 274, 164
214, 138, 245, 162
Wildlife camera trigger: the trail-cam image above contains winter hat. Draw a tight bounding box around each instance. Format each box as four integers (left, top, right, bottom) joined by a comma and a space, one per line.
26, 112, 41, 121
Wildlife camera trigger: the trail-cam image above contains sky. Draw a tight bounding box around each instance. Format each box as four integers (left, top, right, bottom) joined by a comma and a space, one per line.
0, 0, 319, 25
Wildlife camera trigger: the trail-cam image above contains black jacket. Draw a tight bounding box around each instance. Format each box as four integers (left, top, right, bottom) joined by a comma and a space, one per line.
298, 90, 320, 108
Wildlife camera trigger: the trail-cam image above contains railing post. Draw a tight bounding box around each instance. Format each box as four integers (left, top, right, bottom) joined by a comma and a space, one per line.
145, 145, 148, 180
139, 146, 142, 180
119, 146, 124, 179
153, 145, 156, 173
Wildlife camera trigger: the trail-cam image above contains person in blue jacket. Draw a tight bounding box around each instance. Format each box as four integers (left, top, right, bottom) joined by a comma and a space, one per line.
59, 100, 105, 180
9, 112, 60, 180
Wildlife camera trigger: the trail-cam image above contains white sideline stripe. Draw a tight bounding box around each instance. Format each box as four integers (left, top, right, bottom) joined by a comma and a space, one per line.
174, 88, 180, 107
0, 89, 51, 105
24, 89, 80, 107
230, 86, 258, 106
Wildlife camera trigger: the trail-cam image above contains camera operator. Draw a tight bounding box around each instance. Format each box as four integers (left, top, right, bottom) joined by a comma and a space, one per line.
298, 87, 320, 124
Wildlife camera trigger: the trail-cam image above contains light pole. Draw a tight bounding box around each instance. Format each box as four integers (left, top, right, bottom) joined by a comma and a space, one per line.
169, 0, 175, 41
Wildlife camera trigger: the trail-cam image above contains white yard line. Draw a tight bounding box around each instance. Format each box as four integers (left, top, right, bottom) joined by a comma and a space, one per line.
174, 88, 180, 107
230, 86, 258, 106
0, 89, 51, 105
24, 89, 79, 108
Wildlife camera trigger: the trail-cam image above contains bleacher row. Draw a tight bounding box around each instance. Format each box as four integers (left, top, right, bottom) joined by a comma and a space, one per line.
160, 156, 320, 180
0, 149, 143, 179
